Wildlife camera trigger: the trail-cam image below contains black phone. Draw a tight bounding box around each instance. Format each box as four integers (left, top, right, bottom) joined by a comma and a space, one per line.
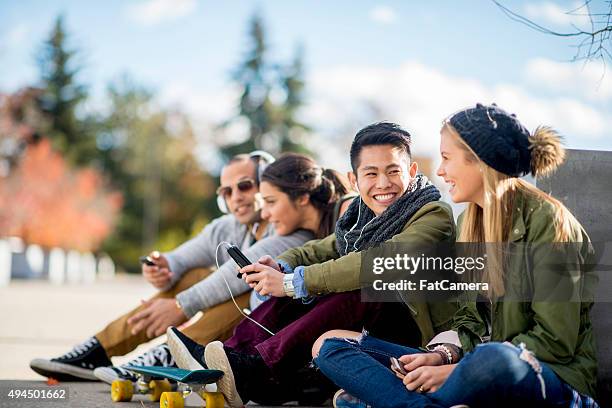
390, 357, 407, 376
139, 255, 156, 266
227, 245, 253, 278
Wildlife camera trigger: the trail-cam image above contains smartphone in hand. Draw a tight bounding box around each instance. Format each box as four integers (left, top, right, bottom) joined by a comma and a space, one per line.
390, 357, 408, 376
139, 255, 156, 266
227, 245, 253, 278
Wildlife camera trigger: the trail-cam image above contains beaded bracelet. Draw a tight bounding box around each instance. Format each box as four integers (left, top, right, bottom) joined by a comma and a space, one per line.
431, 349, 448, 365
432, 345, 453, 364
446, 343, 463, 363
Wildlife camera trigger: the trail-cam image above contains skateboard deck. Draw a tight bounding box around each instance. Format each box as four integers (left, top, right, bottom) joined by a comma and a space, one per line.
123, 365, 224, 384
111, 366, 226, 405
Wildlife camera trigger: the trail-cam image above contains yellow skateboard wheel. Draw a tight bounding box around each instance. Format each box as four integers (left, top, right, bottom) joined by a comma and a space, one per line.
203, 391, 225, 408
160, 391, 184, 408
111, 379, 134, 402
149, 379, 172, 401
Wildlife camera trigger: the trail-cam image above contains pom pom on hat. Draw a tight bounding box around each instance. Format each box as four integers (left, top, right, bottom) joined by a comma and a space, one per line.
529, 126, 565, 177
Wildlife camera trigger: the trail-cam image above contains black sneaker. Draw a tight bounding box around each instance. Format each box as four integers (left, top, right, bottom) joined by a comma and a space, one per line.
93, 343, 176, 385
93, 365, 137, 384
30, 336, 111, 381
294, 365, 337, 406
166, 326, 207, 370
204, 341, 276, 407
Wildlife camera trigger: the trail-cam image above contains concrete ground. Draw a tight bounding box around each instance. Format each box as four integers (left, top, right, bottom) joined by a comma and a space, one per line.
0, 277, 319, 407
0, 380, 163, 407
0, 380, 313, 408
0, 276, 159, 381
0, 276, 199, 407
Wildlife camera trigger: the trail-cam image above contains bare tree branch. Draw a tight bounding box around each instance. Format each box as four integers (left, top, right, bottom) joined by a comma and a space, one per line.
492, 0, 612, 65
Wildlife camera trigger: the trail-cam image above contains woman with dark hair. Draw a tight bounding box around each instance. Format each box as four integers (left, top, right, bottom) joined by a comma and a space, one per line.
259, 152, 353, 239
167, 152, 414, 406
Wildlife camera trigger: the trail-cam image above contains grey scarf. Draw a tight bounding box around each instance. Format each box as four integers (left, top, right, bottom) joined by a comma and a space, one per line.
335, 174, 441, 256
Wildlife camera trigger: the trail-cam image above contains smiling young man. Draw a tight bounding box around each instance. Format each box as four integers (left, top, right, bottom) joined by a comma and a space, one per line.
29, 152, 314, 383
167, 122, 458, 407
243, 122, 456, 308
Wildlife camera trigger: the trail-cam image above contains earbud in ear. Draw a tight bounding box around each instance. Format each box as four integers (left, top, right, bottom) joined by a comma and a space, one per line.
217, 195, 229, 214
253, 192, 264, 212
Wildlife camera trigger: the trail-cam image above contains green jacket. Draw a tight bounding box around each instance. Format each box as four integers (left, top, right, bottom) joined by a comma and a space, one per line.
277, 201, 459, 346
452, 190, 598, 397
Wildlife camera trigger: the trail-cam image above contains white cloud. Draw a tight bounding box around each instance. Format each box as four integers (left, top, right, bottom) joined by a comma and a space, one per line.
157, 59, 611, 176
124, 0, 197, 26
159, 80, 252, 171
524, 1, 590, 29
160, 81, 237, 124
369, 6, 397, 24
490, 85, 607, 139
524, 57, 612, 101
303, 61, 611, 176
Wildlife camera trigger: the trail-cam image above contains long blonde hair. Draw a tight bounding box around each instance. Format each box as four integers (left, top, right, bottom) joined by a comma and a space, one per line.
443, 122, 576, 297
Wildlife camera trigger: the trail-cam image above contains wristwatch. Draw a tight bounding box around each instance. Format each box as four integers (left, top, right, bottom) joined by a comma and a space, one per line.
282, 273, 296, 298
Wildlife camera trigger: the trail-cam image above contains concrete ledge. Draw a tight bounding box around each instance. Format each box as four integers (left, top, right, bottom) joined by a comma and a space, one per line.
0, 381, 320, 408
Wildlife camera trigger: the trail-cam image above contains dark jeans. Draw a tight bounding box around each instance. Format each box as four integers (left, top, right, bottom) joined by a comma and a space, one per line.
314, 334, 575, 408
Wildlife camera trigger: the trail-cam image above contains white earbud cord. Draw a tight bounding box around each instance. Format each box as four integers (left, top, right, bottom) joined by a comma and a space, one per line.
215, 241, 275, 336
343, 197, 362, 254
352, 216, 376, 251
343, 197, 377, 252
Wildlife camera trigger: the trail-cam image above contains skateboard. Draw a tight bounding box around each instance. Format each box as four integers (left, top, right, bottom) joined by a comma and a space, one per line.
111, 365, 225, 408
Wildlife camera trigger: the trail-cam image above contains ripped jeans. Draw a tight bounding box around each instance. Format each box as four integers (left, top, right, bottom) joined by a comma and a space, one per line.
314, 334, 574, 408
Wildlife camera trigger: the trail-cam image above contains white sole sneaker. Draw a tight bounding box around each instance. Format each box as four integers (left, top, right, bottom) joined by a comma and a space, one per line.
166, 327, 205, 371
93, 366, 138, 384
204, 341, 243, 408
30, 358, 98, 381
93, 366, 119, 384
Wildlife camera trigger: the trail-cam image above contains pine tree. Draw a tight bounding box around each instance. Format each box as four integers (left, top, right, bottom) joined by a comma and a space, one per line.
38, 15, 94, 165
220, 13, 312, 159
221, 13, 274, 157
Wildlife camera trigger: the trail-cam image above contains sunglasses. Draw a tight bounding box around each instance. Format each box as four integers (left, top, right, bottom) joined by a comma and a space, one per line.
216, 178, 257, 199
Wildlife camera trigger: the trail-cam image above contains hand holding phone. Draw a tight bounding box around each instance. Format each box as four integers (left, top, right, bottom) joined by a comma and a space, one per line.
139, 255, 156, 266
390, 356, 408, 377
140, 251, 172, 289
226, 245, 253, 278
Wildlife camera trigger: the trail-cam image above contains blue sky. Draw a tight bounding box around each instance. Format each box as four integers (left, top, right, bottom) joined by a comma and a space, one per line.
2, 0, 611, 175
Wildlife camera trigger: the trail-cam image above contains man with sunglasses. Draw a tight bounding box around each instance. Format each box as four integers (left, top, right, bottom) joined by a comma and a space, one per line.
29, 152, 313, 383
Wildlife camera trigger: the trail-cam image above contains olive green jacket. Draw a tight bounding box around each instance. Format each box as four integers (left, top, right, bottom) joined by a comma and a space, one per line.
452, 191, 598, 397
277, 201, 459, 346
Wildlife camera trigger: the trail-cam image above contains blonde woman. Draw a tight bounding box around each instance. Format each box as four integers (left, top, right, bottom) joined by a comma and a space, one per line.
312, 104, 598, 408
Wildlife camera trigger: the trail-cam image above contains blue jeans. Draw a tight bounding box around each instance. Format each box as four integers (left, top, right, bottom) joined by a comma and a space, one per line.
314, 334, 574, 408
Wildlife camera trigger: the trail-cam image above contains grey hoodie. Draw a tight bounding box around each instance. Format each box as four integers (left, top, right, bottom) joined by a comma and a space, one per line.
164, 214, 313, 317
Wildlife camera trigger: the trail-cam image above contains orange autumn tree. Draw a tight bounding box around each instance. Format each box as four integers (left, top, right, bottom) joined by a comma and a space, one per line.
0, 138, 122, 252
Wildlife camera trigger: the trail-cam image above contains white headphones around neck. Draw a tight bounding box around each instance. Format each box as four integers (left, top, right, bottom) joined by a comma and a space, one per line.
217, 150, 276, 214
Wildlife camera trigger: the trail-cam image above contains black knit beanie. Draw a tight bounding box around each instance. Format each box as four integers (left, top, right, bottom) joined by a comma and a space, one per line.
448, 103, 532, 177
